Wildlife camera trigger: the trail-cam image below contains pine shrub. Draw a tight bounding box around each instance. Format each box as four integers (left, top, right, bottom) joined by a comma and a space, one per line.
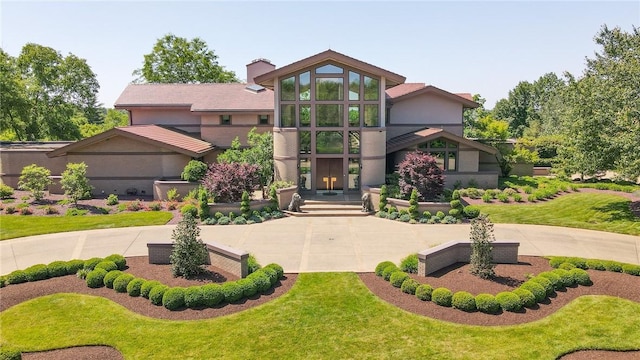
170, 213, 208, 278
126, 278, 146, 297
475, 293, 500, 314
408, 189, 419, 219
184, 286, 206, 308
512, 288, 537, 308
233, 216, 247, 225
103, 270, 123, 289
106, 194, 119, 205
401, 278, 419, 295
415, 284, 434, 301
452, 291, 476, 312
202, 284, 224, 307
400, 254, 419, 274
390, 271, 410, 288
217, 216, 231, 225
379, 184, 388, 211
496, 292, 523, 312
162, 287, 186, 310
149, 285, 169, 306
86, 268, 108, 288
469, 214, 495, 279
113, 273, 135, 293
140, 280, 162, 299
432, 287, 453, 307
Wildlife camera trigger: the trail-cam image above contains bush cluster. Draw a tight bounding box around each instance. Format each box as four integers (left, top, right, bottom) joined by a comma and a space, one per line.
495, 292, 522, 312
389, 271, 409, 288
113, 273, 135, 293
86, 268, 108, 288
475, 293, 500, 314
103, 270, 124, 289
415, 284, 434, 301
452, 291, 476, 312
432, 287, 453, 307
401, 278, 419, 295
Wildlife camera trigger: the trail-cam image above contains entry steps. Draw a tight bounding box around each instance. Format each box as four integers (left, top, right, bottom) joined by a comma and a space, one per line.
283, 199, 374, 217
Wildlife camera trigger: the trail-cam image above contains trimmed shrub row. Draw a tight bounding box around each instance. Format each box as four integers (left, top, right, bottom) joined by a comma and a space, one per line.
375, 259, 594, 315
548, 256, 640, 276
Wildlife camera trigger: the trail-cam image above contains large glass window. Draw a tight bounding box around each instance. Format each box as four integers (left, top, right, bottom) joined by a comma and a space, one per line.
280, 104, 296, 127
299, 158, 311, 191
299, 105, 311, 127
364, 76, 379, 100
363, 104, 379, 127
316, 64, 343, 74
348, 158, 360, 191
299, 131, 311, 154
281, 76, 295, 101
448, 152, 457, 171
316, 78, 344, 101
316, 104, 343, 127
316, 131, 343, 154
348, 131, 360, 154
418, 139, 458, 171
348, 105, 360, 127
349, 71, 360, 100
299, 72, 311, 101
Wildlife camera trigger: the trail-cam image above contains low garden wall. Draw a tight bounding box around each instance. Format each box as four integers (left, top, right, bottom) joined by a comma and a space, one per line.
418, 240, 520, 276
153, 180, 200, 201
364, 186, 451, 213
147, 241, 249, 278
208, 199, 271, 215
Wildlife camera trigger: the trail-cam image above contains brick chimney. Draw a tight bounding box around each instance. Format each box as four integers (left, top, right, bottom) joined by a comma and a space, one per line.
246, 58, 275, 84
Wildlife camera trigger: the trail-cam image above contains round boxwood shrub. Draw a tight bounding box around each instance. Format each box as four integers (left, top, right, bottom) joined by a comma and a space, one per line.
432, 287, 453, 307
103, 270, 123, 289
585, 259, 606, 271
6, 270, 27, 285
452, 291, 476, 312
184, 286, 206, 308
390, 271, 410, 288
512, 288, 537, 309
463, 205, 480, 219
265, 263, 284, 279
247, 270, 271, 293
202, 284, 224, 307
558, 262, 576, 270
237, 278, 258, 298
126, 277, 146, 297
622, 264, 640, 276
83, 257, 103, 271
221, 282, 244, 303
496, 292, 523, 312
65, 259, 85, 274
375, 261, 396, 276
24, 264, 49, 282
261, 267, 279, 286
552, 268, 576, 287
475, 293, 500, 314
94, 260, 118, 272
113, 273, 135, 293
162, 287, 186, 310
401, 278, 419, 295
415, 284, 434, 301
217, 216, 230, 225
382, 264, 399, 281
47, 261, 69, 278
140, 280, 162, 299
86, 268, 108, 288
520, 281, 547, 303
105, 254, 127, 270
603, 261, 623, 272
569, 268, 592, 285
149, 285, 169, 306
450, 199, 462, 209
538, 271, 563, 290
529, 276, 555, 296
562, 257, 587, 269
400, 254, 419, 274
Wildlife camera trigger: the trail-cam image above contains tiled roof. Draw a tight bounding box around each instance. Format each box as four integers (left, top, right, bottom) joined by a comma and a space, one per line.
455, 93, 474, 101
114, 83, 274, 112
386, 84, 478, 108
385, 83, 425, 99
48, 125, 214, 158
386, 128, 496, 155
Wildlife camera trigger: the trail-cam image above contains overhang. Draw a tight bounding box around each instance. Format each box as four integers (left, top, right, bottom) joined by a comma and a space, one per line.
386, 128, 497, 155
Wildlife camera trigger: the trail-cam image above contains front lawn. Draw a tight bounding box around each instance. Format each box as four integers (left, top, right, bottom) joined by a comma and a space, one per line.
1, 273, 639, 359
0, 212, 173, 240
476, 193, 640, 236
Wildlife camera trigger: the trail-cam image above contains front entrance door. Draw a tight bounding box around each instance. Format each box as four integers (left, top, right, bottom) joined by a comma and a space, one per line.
316, 158, 343, 191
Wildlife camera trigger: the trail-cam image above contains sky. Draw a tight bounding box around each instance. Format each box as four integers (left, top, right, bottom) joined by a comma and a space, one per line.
1, 1, 638, 109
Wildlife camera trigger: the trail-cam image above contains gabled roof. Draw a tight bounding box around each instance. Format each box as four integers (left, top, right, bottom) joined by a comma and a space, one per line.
386, 128, 497, 155
47, 125, 215, 158
254, 49, 406, 88
386, 84, 479, 108
114, 83, 274, 112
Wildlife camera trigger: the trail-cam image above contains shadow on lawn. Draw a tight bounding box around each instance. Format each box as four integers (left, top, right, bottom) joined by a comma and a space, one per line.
592, 200, 640, 222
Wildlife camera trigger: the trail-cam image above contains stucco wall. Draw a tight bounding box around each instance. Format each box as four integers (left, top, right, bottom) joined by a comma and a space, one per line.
273, 129, 298, 183
130, 109, 200, 133
200, 121, 272, 148
389, 94, 464, 136
360, 130, 386, 187
0, 145, 70, 188
458, 148, 479, 172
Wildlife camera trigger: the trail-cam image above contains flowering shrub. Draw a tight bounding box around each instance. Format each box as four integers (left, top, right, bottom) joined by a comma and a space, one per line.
397, 151, 444, 201
202, 162, 260, 203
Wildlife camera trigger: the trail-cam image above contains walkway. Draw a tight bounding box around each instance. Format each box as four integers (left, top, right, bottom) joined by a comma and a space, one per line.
1, 217, 639, 275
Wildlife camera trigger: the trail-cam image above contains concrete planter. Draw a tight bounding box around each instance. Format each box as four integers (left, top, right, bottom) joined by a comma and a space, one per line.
276, 186, 298, 210
208, 199, 271, 216
153, 180, 199, 201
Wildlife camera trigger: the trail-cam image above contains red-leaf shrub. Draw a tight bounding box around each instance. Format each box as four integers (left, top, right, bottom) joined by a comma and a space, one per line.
202, 162, 260, 203
397, 151, 444, 201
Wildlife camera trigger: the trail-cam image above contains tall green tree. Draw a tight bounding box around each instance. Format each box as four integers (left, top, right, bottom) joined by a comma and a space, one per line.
0, 44, 101, 141
78, 109, 128, 138
462, 94, 490, 137
133, 34, 237, 84
218, 128, 274, 189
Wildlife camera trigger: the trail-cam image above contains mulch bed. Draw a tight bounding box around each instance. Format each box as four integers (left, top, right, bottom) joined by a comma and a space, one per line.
3, 256, 639, 360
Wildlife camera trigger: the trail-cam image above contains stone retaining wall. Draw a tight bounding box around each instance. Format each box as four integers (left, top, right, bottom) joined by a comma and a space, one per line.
147, 241, 249, 278
418, 240, 519, 276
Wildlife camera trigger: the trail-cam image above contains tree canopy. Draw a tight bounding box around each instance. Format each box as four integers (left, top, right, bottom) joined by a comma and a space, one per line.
133, 34, 238, 84
1, 44, 101, 141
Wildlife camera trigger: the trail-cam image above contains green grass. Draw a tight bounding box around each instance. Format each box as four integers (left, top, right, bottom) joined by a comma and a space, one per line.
0, 212, 173, 240
1, 273, 639, 359
476, 193, 640, 236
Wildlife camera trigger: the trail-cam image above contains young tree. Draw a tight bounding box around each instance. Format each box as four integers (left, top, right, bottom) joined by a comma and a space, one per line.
469, 214, 496, 279
397, 151, 444, 201
60, 162, 93, 206
181, 160, 208, 182
170, 213, 208, 279
18, 164, 52, 201
133, 34, 237, 84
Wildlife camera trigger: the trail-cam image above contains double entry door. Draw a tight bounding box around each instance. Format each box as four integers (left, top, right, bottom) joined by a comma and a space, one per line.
315, 158, 343, 192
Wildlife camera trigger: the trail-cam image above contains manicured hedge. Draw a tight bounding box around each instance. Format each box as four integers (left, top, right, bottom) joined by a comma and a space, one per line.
237, 278, 258, 298
452, 291, 476, 312
83, 257, 103, 271
538, 271, 563, 290
126, 278, 146, 297
261, 267, 279, 286
585, 259, 606, 270
94, 260, 118, 272
202, 284, 224, 307
569, 268, 592, 286
552, 268, 576, 287
113, 273, 135, 293
432, 288, 453, 307
86, 268, 108, 288
475, 293, 500, 314
382, 265, 399, 281
65, 259, 86, 274
603, 261, 623, 272
221, 282, 243, 303
149, 285, 169, 306
390, 271, 410, 288
401, 278, 419, 295
415, 284, 433, 301
24, 264, 49, 282
162, 287, 186, 310
495, 292, 522, 312
512, 288, 537, 309
529, 276, 554, 296
47, 261, 68, 278
6, 270, 27, 285
105, 254, 127, 270
548, 256, 638, 276
375, 261, 396, 276
103, 270, 123, 289
520, 281, 547, 303
265, 263, 284, 279
140, 280, 162, 299
184, 286, 206, 308
622, 264, 640, 276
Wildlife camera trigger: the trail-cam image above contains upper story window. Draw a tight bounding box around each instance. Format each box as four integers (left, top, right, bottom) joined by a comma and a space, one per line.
299, 72, 311, 101
220, 115, 231, 125
349, 71, 360, 100
281, 76, 295, 101
316, 78, 344, 101
364, 76, 379, 100
316, 64, 343, 74
258, 115, 269, 125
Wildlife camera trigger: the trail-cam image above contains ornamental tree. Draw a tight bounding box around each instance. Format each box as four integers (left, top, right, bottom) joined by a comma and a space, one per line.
18, 164, 52, 201
201, 162, 259, 203
60, 162, 93, 206
170, 213, 208, 279
397, 151, 444, 201
469, 214, 496, 279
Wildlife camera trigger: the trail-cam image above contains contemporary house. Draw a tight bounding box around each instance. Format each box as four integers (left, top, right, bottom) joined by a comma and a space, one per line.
0, 50, 498, 198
